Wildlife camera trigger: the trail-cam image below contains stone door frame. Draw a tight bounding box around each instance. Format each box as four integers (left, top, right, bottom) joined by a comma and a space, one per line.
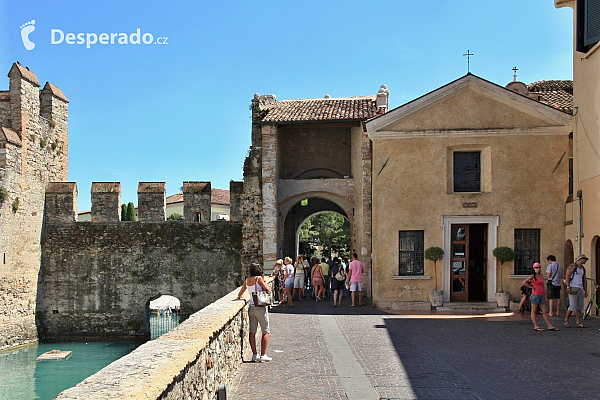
442, 215, 499, 303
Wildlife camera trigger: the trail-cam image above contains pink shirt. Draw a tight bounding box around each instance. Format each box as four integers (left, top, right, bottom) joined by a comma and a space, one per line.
531, 276, 544, 295
349, 259, 364, 282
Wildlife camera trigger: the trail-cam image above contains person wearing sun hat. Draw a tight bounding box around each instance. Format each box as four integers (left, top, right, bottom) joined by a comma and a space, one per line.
564, 254, 588, 328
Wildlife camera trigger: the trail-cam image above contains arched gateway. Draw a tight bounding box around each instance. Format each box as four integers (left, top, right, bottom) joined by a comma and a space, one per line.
242, 89, 390, 298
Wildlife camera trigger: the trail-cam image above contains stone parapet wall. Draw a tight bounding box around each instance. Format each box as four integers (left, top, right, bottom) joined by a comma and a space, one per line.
137, 182, 166, 222
91, 182, 121, 222
183, 181, 211, 222
55, 280, 273, 400
39, 220, 243, 341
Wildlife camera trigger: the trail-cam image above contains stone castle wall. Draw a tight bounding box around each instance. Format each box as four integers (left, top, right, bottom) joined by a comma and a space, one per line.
38, 181, 244, 341
55, 280, 274, 400
0, 63, 68, 351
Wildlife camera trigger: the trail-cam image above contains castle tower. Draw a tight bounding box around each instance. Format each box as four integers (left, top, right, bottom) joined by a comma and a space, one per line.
0, 63, 69, 351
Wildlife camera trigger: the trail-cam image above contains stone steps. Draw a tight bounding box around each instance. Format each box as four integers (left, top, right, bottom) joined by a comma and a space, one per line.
436, 302, 506, 313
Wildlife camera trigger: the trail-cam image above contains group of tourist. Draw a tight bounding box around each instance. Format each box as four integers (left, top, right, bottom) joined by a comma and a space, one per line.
270, 253, 365, 308
520, 253, 589, 332
236, 253, 365, 363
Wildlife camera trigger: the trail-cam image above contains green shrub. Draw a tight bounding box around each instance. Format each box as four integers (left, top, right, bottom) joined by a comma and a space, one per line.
0, 186, 7, 205
12, 197, 19, 213
493, 247, 515, 264
425, 246, 444, 290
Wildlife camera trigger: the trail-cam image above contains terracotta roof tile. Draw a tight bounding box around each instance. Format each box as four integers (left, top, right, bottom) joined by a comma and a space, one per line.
259, 96, 386, 123
9, 63, 41, 87
1, 127, 22, 146
42, 82, 69, 103
166, 189, 230, 206
528, 80, 573, 114
528, 80, 572, 93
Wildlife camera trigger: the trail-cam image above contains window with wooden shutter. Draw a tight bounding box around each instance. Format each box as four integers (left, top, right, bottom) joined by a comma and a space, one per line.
577, 0, 600, 52
584, 0, 600, 46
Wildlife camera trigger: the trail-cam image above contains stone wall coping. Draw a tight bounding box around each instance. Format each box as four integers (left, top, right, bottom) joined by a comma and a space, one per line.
229, 181, 244, 193
91, 182, 120, 193
56, 277, 273, 399
183, 181, 211, 193
137, 182, 166, 193
46, 182, 77, 194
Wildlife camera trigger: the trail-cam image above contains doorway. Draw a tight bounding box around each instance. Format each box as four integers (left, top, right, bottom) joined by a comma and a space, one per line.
450, 224, 487, 302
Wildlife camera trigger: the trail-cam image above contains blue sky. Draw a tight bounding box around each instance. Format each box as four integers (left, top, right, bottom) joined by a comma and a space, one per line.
1, 1, 573, 211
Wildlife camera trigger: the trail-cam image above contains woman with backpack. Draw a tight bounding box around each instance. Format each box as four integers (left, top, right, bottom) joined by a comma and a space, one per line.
330, 257, 346, 307
522, 262, 559, 332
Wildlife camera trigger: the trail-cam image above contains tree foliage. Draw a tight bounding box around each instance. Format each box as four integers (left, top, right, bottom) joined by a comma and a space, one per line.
493, 247, 515, 265
125, 202, 137, 221
167, 213, 184, 220
299, 213, 350, 259
121, 204, 127, 221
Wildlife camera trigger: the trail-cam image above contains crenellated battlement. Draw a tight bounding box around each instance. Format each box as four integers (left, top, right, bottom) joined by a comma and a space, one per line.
1, 62, 69, 181
44, 180, 244, 223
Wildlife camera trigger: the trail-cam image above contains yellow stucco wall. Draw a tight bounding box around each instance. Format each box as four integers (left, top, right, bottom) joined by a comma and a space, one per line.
367, 77, 572, 309
370, 133, 569, 308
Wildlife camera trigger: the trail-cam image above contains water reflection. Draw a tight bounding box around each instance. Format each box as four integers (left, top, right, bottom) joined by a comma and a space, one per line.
0, 341, 139, 400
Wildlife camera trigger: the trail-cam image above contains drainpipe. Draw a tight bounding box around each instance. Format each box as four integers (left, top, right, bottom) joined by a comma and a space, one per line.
577, 190, 583, 254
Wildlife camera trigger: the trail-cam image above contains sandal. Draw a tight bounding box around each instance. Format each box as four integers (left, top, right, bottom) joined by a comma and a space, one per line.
576, 323, 587, 328
534, 327, 544, 332
563, 321, 571, 328
548, 327, 560, 331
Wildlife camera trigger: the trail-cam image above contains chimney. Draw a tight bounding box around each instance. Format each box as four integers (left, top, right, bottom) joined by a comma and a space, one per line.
376, 84, 389, 111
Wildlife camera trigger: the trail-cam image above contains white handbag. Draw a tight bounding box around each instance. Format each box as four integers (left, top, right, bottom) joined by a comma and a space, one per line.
252, 280, 271, 307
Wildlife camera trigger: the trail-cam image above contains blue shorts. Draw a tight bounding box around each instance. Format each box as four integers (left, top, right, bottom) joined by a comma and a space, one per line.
285, 280, 294, 289
530, 294, 546, 305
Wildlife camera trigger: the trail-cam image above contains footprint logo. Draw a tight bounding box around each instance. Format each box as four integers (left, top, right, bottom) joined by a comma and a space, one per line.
20, 20, 36, 50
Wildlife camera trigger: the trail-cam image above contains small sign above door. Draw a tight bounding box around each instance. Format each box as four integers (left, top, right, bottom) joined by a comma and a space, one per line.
463, 202, 478, 208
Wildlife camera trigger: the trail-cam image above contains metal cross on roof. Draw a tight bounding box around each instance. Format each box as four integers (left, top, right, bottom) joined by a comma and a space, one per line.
463, 50, 473, 73
512, 66, 518, 74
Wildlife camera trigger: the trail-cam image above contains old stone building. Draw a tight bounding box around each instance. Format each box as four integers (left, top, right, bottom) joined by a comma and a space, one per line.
244, 87, 390, 295
0, 63, 69, 350
248, 75, 573, 309
364, 74, 572, 309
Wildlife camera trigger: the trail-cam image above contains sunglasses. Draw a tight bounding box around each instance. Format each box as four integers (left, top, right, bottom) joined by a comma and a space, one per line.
534, 266, 541, 269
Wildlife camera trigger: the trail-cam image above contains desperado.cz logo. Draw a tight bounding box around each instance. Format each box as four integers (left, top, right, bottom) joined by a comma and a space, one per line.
51, 29, 168, 48
20, 20, 168, 50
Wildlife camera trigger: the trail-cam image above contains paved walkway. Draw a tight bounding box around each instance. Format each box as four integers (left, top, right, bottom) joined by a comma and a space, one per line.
229, 291, 600, 399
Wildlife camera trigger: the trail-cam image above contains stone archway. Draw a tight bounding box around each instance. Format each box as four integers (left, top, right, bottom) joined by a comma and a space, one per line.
280, 197, 350, 259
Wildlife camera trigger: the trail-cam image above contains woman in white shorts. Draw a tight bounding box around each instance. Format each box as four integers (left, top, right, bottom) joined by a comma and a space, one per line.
237, 263, 272, 362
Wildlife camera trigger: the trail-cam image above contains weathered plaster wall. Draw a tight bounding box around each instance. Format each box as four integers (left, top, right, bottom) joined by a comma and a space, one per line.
370, 133, 569, 308
39, 220, 243, 341
564, 1, 600, 269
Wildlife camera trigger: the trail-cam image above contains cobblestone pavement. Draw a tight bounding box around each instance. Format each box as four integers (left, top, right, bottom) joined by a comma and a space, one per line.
229, 291, 600, 399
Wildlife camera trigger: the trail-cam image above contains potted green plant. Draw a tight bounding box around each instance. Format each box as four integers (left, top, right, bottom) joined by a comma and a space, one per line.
493, 246, 515, 308
425, 246, 445, 307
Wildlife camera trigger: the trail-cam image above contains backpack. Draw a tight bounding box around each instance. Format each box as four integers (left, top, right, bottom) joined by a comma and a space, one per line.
567, 263, 585, 284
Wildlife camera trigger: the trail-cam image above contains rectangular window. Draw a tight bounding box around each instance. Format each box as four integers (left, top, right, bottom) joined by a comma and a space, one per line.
514, 229, 540, 275
398, 230, 424, 276
453, 151, 481, 192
